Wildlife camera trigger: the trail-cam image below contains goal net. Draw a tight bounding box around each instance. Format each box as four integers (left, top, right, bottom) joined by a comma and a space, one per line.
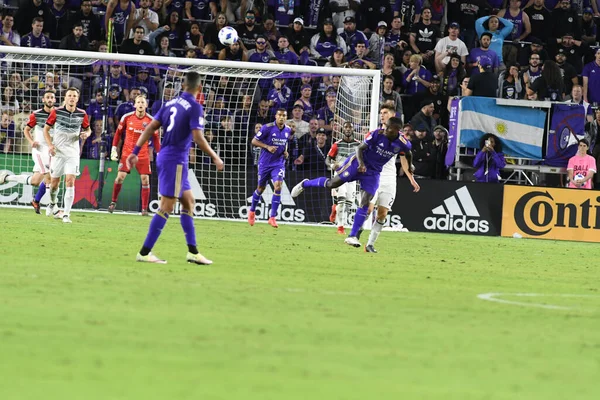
0, 46, 380, 226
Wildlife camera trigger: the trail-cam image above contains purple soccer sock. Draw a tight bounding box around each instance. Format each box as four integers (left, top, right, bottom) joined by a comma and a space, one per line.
250, 189, 261, 212
303, 177, 329, 188
350, 205, 370, 237
180, 209, 197, 247
34, 181, 46, 202
270, 189, 281, 218
142, 209, 169, 250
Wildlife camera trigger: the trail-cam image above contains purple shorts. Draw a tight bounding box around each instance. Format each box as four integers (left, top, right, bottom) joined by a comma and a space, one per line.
157, 154, 190, 198
336, 155, 380, 196
258, 164, 285, 187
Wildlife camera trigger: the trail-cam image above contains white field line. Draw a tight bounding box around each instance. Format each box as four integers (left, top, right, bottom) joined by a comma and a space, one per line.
477, 293, 600, 311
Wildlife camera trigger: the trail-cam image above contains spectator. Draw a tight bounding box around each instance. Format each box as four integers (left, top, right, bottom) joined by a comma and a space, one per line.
299, 127, 330, 173
126, 0, 159, 41
218, 41, 248, 61
381, 75, 404, 121
15, 0, 52, 38
248, 35, 276, 63
338, 16, 368, 57
216, 115, 244, 167
367, 21, 388, 68
347, 41, 376, 69
310, 18, 348, 60
465, 58, 498, 98
458, 0, 491, 49
274, 36, 299, 65
554, 50, 578, 96
185, 0, 218, 23
497, 63, 524, 99
567, 85, 593, 122
262, 14, 281, 49
441, 53, 466, 96
184, 21, 204, 51
551, 0, 581, 40
1, 12, 20, 47
120, 25, 154, 55
581, 7, 597, 45
475, 16, 512, 68
162, 10, 185, 50
224, 0, 254, 25
358, 0, 392, 35
431, 125, 449, 179
410, 100, 436, 137
266, 78, 293, 110
434, 22, 469, 74
60, 23, 92, 51
330, 0, 360, 30
95, 62, 129, 103
403, 54, 432, 95
413, 75, 446, 124
467, 32, 500, 76
203, 13, 228, 52
114, 87, 141, 126
473, 133, 506, 183
207, 97, 232, 130
410, 128, 435, 179
86, 90, 114, 131
410, 7, 440, 70
234, 94, 253, 130
12, 99, 31, 138
250, 99, 271, 126
150, 0, 167, 22
525, 0, 552, 44
0, 86, 20, 116
294, 84, 314, 122
458, 76, 470, 96
567, 139, 596, 189
287, 104, 309, 138
71, 0, 103, 46
7, 73, 27, 102
45, 0, 73, 41
270, 0, 301, 27
381, 52, 404, 92
583, 48, 600, 105
497, 0, 532, 65
149, 28, 177, 56
385, 16, 409, 60
20, 17, 52, 49
236, 10, 263, 51
152, 83, 175, 115
297, 118, 320, 157
199, 43, 217, 60
316, 90, 337, 134
518, 37, 548, 67
554, 32, 588, 73
523, 53, 542, 90
288, 17, 311, 56
585, 109, 600, 161
527, 60, 565, 101
0, 111, 16, 154
105, 0, 135, 45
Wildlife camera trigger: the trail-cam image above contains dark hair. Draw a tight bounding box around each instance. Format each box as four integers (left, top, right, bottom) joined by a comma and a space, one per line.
133, 25, 145, 33
387, 116, 403, 129
184, 72, 202, 90
383, 75, 395, 83
578, 138, 590, 147
72, 22, 83, 30
32, 17, 44, 25
380, 103, 395, 112
479, 133, 503, 152
276, 108, 287, 114
541, 60, 563, 89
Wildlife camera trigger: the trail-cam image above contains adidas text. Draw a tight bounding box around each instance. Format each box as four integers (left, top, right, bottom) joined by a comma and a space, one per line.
238, 204, 305, 222
424, 215, 489, 233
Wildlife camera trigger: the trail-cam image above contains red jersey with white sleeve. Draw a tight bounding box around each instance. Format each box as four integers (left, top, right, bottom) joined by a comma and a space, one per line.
113, 111, 160, 159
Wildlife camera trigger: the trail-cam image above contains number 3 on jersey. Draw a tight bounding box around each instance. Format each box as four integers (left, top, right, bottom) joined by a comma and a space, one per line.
166, 107, 177, 132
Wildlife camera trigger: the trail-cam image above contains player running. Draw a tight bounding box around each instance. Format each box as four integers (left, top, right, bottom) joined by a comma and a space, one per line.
291, 117, 420, 248
0, 91, 58, 216
248, 108, 292, 228
44, 87, 91, 224
127, 71, 224, 265
325, 121, 361, 235
109, 95, 161, 215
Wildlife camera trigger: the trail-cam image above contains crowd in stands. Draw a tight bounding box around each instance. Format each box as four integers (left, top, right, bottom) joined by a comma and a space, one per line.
0, 0, 599, 185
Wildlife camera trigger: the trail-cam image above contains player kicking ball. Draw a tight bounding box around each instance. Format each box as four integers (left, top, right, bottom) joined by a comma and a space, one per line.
44, 87, 91, 224
109, 95, 161, 215
291, 117, 420, 248
0, 91, 61, 216
127, 72, 224, 265
248, 108, 292, 228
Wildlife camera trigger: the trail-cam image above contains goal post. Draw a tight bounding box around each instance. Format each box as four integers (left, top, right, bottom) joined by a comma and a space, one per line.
0, 45, 381, 225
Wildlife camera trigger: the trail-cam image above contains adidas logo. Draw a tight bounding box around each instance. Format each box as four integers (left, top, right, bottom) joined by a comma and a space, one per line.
246, 181, 295, 206
424, 186, 490, 233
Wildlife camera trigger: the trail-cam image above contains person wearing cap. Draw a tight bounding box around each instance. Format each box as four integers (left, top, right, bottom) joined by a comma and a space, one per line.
583, 47, 600, 105
338, 15, 369, 57
554, 50, 578, 95
555, 32, 587, 72
409, 7, 441, 68
467, 32, 499, 76
412, 74, 446, 124
551, 0, 581, 40
475, 15, 513, 67
497, 62, 524, 99
432, 125, 449, 180
409, 100, 436, 138
310, 18, 348, 60
433, 21, 468, 74
367, 21, 388, 68
357, 0, 392, 34
464, 58, 498, 98
581, 7, 597, 45
288, 17, 311, 56
567, 139, 596, 189
287, 104, 309, 138
527, 60, 565, 101
298, 127, 330, 174
130, 67, 158, 102
517, 37, 548, 67
525, 0, 552, 44
330, 0, 359, 30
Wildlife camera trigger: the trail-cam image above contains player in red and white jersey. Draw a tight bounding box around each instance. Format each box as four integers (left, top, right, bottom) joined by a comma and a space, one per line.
44, 87, 91, 224
109, 95, 160, 215
0, 91, 57, 215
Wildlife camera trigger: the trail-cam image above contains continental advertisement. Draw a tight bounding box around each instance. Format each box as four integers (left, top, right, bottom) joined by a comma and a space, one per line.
502, 185, 600, 243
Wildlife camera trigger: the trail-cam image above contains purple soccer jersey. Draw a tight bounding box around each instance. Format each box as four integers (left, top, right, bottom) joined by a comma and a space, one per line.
153, 91, 204, 197
255, 122, 292, 169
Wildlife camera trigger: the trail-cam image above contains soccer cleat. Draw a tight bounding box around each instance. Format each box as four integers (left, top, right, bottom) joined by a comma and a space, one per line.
53, 209, 64, 219
141, 209, 149, 216
46, 204, 53, 217
136, 252, 167, 264
0, 171, 8, 184
337, 226, 345, 235
186, 252, 213, 265
344, 236, 361, 248
62, 215, 72, 224
365, 245, 378, 253
248, 211, 256, 226
268, 217, 279, 228
31, 200, 41, 214
291, 179, 308, 198
108, 202, 116, 213
329, 204, 337, 223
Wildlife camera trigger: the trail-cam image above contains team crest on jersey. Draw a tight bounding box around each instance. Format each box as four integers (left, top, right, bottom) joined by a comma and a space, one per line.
143, 122, 148, 127
393, 146, 401, 153
343, 171, 350, 177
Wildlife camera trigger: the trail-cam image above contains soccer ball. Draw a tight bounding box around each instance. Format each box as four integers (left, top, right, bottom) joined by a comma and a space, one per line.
218, 26, 239, 46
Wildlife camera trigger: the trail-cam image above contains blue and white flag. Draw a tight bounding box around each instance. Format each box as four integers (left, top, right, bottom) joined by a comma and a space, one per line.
459, 97, 546, 159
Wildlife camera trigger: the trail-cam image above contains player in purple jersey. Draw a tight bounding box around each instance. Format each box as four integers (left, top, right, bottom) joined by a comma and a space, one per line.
248, 109, 292, 228
291, 117, 420, 248
127, 72, 224, 265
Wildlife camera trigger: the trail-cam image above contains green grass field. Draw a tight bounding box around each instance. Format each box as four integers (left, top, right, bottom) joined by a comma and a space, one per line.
1, 208, 599, 400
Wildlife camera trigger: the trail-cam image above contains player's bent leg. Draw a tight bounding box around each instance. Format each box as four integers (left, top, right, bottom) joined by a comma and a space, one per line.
180, 190, 213, 265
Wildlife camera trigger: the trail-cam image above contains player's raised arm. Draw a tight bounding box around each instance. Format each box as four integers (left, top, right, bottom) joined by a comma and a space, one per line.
192, 129, 224, 171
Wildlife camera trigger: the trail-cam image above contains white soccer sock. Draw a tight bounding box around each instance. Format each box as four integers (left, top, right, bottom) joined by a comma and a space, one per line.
336, 201, 345, 227
64, 186, 75, 216
367, 219, 385, 247
6, 174, 31, 185
50, 187, 59, 204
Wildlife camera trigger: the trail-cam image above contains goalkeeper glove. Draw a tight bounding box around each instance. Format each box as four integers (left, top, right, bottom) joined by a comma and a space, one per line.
110, 146, 119, 161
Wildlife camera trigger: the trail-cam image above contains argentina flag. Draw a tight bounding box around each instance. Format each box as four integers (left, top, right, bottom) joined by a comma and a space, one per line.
458, 97, 546, 159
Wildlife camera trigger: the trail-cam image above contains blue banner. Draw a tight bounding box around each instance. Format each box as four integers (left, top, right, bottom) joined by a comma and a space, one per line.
545, 104, 586, 167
